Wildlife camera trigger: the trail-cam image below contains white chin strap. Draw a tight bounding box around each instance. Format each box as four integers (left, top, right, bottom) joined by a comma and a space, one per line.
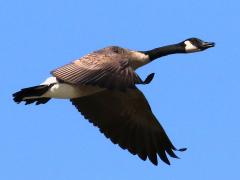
184, 41, 200, 53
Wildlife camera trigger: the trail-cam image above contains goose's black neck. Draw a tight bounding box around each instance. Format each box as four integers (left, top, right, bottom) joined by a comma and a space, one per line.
141, 43, 185, 61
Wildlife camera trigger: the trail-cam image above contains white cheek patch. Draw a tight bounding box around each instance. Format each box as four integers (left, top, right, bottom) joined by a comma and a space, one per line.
184, 41, 200, 53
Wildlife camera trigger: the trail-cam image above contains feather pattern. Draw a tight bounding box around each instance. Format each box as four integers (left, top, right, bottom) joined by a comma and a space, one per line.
70, 88, 182, 165
51, 47, 148, 90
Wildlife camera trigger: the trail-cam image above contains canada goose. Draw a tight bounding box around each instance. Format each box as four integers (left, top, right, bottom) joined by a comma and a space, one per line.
13, 37, 215, 165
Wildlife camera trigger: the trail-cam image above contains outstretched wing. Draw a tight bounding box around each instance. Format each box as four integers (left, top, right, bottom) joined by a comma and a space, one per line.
51, 48, 151, 90
70, 88, 184, 165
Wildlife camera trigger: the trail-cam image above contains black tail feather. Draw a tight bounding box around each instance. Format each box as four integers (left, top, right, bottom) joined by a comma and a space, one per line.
24, 97, 51, 105
13, 85, 52, 105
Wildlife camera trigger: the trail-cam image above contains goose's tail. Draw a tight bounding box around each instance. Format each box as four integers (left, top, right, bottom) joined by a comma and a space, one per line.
13, 85, 52, 105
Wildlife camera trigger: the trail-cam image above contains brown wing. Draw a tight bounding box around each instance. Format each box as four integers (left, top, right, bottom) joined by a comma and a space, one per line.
70, 88, 184, 165
51, 48, 147, 90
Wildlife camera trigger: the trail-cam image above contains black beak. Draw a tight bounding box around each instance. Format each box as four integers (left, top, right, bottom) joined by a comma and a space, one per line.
202, 42, 215, 49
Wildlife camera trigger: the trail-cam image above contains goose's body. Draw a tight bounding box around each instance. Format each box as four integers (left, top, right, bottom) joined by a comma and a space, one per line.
13, 38, 215, 165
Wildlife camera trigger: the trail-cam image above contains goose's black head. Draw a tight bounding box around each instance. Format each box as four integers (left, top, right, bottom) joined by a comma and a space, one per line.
181, 38, 215, 53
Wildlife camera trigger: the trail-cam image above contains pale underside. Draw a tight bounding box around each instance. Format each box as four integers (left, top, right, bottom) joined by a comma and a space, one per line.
42, 77, 104, 99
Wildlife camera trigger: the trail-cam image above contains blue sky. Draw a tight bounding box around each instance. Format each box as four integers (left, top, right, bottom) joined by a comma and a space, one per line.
1, 0, 240, 179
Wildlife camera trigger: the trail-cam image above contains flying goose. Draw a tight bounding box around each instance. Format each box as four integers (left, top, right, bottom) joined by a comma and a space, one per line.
13, 38, 215, 165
